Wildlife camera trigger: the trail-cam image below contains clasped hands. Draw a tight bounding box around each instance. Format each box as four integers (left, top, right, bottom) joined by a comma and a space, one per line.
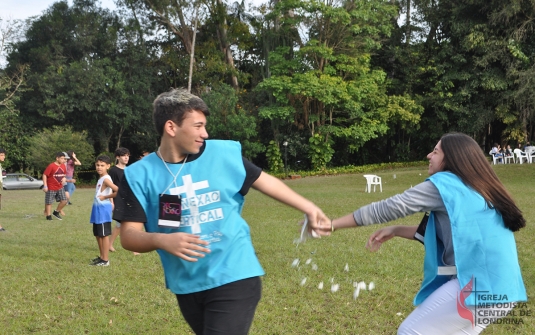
300, 211, 397, 253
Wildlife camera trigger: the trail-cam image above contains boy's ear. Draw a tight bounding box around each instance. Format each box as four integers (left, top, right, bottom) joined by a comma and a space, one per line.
164, 120, 177, 137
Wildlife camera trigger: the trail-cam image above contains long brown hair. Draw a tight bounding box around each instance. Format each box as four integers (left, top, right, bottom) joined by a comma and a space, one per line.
440, 133, 525, 232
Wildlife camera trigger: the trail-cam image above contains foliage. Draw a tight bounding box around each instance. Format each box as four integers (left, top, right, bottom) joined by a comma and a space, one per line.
7, 0, 158, 154
0, 113, 29, 173
0, 18, 27, 114
266, 140, 284, 173
257, 0, 422, 156
6, 0, 535, 172
202, 84, 264, 159
27, 126, 95, 173
308, 133, 334, 171
269, 160, 428, 179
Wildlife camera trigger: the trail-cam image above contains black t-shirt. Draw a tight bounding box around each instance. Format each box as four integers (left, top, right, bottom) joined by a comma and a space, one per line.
113, 143, 262, 223
108, 166, 125, 186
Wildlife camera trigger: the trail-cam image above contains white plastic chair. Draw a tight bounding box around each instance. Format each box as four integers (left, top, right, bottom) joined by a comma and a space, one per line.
525, 146, 535, 163
514, 149, 528, 164
489, 149, 503, 164
363, 174, 382, 193
489, 154, 502, 164
503, 154, 514, 164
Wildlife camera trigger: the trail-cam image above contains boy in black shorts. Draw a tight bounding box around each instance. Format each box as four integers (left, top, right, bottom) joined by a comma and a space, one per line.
89, 156, 118, 266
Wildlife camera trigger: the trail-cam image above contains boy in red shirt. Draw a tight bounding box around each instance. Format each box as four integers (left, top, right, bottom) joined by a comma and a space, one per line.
42, 152, 69, 220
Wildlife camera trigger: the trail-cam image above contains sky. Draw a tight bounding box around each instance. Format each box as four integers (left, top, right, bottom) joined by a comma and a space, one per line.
1, 0, 117, 20
1, 0, 267, 21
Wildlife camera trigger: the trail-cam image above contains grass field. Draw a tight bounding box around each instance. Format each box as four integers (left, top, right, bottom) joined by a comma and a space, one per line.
1, 164, 534, 334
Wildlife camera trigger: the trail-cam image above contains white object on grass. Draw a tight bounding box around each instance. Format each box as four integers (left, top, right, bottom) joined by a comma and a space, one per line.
311, 264, 318, 271
318, 282, 324, 290
344, 263, 349, 272
358, 281, 367, 290
305, 258, 312, 265
291, 259, 300, 267
368, 282, 375, 291
353, 287, 360, 300
331, 284, 339, 293
300, 278, 307, 286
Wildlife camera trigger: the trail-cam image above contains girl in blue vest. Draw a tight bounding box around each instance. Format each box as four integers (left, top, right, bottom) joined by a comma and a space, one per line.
329, 133, 527, 334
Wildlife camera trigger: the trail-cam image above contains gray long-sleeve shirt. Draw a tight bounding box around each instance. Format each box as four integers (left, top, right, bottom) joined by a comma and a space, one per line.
354, 181, 455, 266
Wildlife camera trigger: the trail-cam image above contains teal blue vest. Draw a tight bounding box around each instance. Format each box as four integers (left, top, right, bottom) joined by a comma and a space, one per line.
124, 140, 264, 294
414, 172, 526, 306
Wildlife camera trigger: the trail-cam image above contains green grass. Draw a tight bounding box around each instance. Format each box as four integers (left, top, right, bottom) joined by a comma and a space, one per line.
1, 164, 534, 334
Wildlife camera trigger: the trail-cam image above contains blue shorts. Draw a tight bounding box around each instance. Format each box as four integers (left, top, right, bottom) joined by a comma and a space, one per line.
64, 181, 76, 194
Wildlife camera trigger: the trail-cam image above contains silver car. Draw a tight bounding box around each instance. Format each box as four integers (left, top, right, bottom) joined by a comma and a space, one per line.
2, 173, 44, 190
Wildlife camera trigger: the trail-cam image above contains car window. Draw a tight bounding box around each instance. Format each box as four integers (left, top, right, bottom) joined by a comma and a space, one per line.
5, 175, 17, 181
18, 175, 31, 182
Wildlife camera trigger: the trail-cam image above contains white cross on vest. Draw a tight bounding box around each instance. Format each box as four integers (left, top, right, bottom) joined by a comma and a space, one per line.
169, 174, 209, 218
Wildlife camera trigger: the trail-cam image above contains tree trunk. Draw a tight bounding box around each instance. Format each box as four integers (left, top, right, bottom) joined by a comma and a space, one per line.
145, 0, 193, 55
405, 0, 411, 45
188, 7, 198, 93
213, 0, 239, 89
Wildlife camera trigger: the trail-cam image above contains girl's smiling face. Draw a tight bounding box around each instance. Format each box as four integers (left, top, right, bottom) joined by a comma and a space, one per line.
426, 141, 445, 175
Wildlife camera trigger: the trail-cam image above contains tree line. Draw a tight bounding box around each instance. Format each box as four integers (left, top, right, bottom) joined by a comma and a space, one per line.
1, 0, 535, 174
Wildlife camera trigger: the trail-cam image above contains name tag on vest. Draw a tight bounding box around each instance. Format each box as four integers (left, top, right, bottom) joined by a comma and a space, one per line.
158, 194, 182, 228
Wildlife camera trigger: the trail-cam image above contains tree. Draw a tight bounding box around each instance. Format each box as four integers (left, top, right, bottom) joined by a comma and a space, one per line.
8, 0, 159, 153
0, 17, 29, 171
202, 84, 263, 159
28, 126, 94, 173
258, 0, 422, 169
0, 17, 27, 113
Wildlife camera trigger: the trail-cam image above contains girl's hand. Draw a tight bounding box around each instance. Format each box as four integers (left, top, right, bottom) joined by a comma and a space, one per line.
366, 226, 397, 252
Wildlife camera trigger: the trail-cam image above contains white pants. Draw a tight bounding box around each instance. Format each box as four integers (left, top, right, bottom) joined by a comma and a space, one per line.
398, 279, 514, 335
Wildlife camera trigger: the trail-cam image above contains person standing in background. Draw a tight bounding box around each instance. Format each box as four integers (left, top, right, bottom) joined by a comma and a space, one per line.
89, 155, 118, 266
64, 150, 82, 205
108, 147, 138, 254
42, 152, 69, 220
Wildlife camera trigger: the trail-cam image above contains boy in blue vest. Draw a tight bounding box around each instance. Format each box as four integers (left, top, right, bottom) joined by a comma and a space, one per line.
113, 88, 329, 335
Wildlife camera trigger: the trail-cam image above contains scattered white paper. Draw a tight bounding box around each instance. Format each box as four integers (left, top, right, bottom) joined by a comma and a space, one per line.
294, 215, 320, 244
353, 287, 360, 300
358, 281, 367, 290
